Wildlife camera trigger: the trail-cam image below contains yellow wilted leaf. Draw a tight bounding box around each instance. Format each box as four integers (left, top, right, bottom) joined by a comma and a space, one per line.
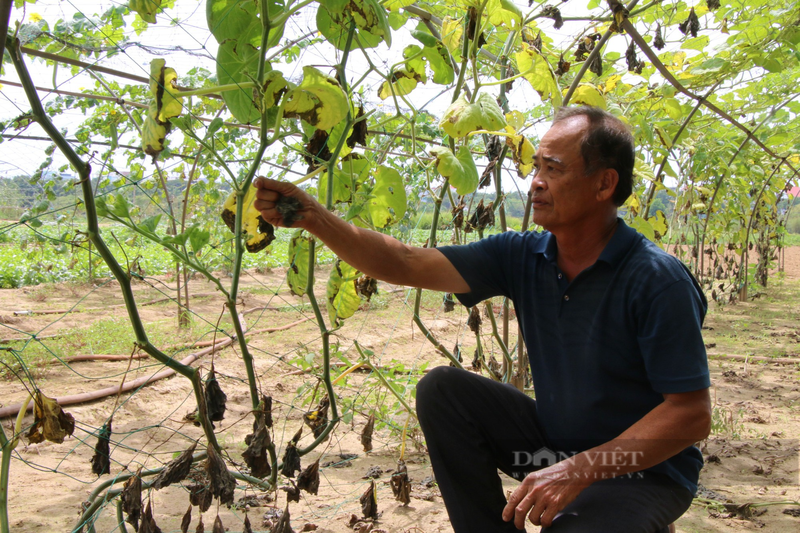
504, 126, 535, 178
566, 84, 606, 109
220, 186, 276, 253
515, 43, 562, 106
441, 17, 462, 56
603, 74, 621, 94
283, 66, 349, 131
505, 110, 525, 131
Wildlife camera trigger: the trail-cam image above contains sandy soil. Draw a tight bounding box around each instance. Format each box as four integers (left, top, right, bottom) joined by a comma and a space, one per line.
0, 249, 799, 532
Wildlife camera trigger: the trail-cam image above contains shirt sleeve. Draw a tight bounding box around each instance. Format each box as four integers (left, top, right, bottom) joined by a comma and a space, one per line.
437, 232, 521, 308
637, 277, 711, 394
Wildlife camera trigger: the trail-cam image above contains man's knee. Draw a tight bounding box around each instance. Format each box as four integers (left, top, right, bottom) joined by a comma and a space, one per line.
416, 366, 469, 418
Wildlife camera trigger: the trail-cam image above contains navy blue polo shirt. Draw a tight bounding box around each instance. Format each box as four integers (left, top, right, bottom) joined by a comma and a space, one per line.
438, 219, 710, 495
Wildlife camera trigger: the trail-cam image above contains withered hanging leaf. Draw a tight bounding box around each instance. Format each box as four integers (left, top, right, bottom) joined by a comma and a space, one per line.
213, 515, 225, 533
360, 480, 378, 520
281, 428, 303, 478
450, 343, 462, 368
152, 442, 197, 489
555, 53, 571, 76
653, 24, 665, 50
361, 413, 375, 453
270, 504, 293, 533
347, 106, 368, 148
304, 129, 332, 172
706, 0, 720, 10
588, 53, 603, 76
206, 443, 236, 505
181, 505, 192, 533
532, 30, 542, 53
283, 479, 301, 503
242, 416, 272, 479
451, 197, 465, 229
679, 8, 700, 38
466, 200, 495, 232
472, 349, 483, 371
196, 515, 205, 533
189, 482, 213, 513
355, 275, 378, 300
721, 17, 729, 34
443, 293, 456, 313
205, 364, 227, 423
26, 390, 75, 444
390, 461, 411, 505
607, 0, 628, 33
121, 469, 143, 531
480, 136, 502, 189
468, 306, 482, 334
140, 500, 163, 533
542, 6, 563, 29
303, 396, 329, 439
243, 514, 253, 533
504, 65, 515, 92
90, 418, 112, 476
275, 196, 304, 227
297, 459, 320, 495
488, 354, 503, 380
466, 6, 479, 41
625, 41, 641, 72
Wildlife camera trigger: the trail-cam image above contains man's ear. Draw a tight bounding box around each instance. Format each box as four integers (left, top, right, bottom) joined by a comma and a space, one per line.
595, 168, 619, 202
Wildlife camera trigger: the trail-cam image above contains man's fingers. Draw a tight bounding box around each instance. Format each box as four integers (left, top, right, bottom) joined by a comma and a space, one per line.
513, 491, 538, 530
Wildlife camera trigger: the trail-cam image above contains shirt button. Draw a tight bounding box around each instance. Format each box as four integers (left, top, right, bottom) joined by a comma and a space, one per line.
558, 273, 563, 279
564, 295, 569, 301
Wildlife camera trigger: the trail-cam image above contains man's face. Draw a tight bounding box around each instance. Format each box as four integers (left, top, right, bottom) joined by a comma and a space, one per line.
530, 116, 602, 232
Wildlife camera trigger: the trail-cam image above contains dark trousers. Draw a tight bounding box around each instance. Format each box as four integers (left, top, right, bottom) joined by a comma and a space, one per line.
416, 367, 694, 532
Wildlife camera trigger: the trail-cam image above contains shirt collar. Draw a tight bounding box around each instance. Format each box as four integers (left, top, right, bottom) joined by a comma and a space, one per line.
532, 218, 639, 267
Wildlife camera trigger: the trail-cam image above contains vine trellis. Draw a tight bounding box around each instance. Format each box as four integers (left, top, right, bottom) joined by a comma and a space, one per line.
1, 0, 800, 531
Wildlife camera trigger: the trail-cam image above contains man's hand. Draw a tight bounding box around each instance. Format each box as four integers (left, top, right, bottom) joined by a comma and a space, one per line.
253, 176, 319, 229
502, 459, 590, 529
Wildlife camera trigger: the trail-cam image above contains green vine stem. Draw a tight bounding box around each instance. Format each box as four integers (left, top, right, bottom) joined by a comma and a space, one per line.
483, 301, 513, 381
0, 424, 12, 533
353, 342, 417, 417
412, 180, 463, 368
6, 31, 222, 500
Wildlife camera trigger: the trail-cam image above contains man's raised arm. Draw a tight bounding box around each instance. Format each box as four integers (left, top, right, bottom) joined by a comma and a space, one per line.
253, 177, 470, 294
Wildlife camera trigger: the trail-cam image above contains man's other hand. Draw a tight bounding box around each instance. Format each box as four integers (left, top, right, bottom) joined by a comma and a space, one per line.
502, 460, 589, 529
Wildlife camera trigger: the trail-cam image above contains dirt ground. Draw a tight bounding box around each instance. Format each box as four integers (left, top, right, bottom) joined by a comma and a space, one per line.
0, 247, 799, 532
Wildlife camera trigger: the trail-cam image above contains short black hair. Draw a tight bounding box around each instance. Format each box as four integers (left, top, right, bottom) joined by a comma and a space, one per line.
552, 106, 635, 207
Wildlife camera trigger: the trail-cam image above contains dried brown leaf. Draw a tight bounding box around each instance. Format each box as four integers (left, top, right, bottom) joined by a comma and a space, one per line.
297, 459, 320, 495
189, 482, 213, 512
181, 505, 192, 533
347, 106, 368, 148
360, 414, 375, 453
26, 390, 75, 444
206, 443, 236, 505
360, 480, 378, 520
205, 364, 227, 423
121, 469, 143, 531
270, 504, 294, 533
390, 461, 411, 505
355, 275, 378, 300
467, 306, 482, 334
90, 419, 112, 476
152, 443, 197, 489
243, 514, 253, 533
303, 397, 329, 439
196, 515, 205, 533
213, 515, 225, 533
140, 501, 163, 533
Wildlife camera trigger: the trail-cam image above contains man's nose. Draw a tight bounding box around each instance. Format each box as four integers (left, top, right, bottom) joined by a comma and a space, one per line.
530, 173, 546, 191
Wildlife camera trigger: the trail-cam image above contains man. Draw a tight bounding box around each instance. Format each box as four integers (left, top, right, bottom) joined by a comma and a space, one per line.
254, 106, 711, 532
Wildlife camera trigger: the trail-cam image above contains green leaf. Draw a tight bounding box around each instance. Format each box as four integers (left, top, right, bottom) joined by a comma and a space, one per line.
95, 197, 109, 218
430, 145, 479, 195
568, 84, 606, 109
139, 214, 162, 235
486, 0, 522, 29
662, 97, 683, 120
680, 35, 709, 52
162, 231, 191, 247
690, 57, 727, 75
440, 93, 506, 138
385, 0, 415, 12
630, 216, 655, 241
110, 194, 132, 219
206, 0, 284, 48
316, 0, 391, 50
515, 43, 562, 106
283, 66, 350, 131
327, 260, 362, 326
368, 166, 407, 228
411, 28, 438, 48
189, 226, 210, 253
423, 42, 454, 85
216, 41, 263, 124
319, 154, 371, 205
287, 230, 311, 296
130, 0, 162, 23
